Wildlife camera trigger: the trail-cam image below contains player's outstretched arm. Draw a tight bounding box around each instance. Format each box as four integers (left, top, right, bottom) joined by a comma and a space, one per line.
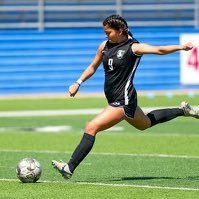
69, 41, 106, 97
132, 42, 193, 55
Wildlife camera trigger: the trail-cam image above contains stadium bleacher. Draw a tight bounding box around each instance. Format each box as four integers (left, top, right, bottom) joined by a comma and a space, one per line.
0, 26, 199, 94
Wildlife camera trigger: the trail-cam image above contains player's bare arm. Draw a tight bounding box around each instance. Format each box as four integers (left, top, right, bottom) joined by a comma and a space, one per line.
132, 42, 193, 55
69, 41, 106, 97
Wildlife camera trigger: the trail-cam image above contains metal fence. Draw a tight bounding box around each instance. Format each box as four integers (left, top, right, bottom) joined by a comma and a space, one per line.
0, 0, 198, 31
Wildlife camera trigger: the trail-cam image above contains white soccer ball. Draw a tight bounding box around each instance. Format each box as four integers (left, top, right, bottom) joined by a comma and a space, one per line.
16, 158, 42, 183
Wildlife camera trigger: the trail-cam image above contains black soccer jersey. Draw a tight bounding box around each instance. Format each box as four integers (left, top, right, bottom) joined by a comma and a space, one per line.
102, 37, 142, 105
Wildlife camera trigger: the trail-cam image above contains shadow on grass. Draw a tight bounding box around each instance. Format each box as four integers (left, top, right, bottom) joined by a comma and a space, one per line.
74, 176, 199, 184
117, 176, 199, 181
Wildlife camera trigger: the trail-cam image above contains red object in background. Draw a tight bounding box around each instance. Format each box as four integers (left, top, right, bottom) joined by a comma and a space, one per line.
187, 47, 199, 70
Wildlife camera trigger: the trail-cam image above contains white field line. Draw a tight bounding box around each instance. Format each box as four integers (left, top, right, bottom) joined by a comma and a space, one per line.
0, 108, 102, 117
0, 125, 124, 133
0, 106, 193, 117
0, 178, 199, 191
77, 182, 199, 191
1, 149, 199, 159
1, 130, 199, 137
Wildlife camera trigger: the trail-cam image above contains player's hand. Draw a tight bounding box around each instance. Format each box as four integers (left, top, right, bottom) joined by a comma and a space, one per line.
183, 42, 193, 51
69, 83, 80, 97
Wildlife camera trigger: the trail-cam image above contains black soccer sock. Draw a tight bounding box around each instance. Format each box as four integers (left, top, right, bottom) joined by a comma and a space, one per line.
68, 133, 95, 173
147, 108, 184, 127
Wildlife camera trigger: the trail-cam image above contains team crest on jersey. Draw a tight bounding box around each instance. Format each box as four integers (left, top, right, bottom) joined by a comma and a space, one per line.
117, 50, 125, 59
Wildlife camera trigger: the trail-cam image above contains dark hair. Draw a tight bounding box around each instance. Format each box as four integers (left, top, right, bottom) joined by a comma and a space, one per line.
103, 15, 132, 37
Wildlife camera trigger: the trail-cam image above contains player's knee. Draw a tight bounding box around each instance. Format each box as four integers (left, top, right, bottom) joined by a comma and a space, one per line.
138, 119, 151, 131
135, 123, 151, 131
85, 121, 99, 135
137, 126, 149, 131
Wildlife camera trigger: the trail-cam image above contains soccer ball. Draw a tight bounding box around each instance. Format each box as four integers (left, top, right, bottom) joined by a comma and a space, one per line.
16, 158, 42, 183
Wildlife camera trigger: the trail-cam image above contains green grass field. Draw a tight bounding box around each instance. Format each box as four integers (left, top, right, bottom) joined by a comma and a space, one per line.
0, 95, 199, 199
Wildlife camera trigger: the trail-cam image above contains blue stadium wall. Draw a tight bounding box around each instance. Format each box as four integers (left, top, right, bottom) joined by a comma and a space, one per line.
0, 27, 199, 94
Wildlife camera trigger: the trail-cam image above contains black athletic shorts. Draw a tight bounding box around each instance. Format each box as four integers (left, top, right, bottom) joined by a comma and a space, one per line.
109, 91, 137, 119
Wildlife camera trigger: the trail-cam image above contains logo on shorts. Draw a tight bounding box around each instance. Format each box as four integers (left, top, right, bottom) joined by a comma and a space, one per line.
112, 102, 120, 106
117, 50, 125, 59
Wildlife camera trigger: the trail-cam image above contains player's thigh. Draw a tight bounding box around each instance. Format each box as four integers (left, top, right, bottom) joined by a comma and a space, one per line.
124, 106, 151, 130
86, 105, 125, 134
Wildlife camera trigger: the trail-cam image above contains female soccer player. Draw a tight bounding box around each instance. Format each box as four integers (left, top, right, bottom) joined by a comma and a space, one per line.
52, 15, 199, 179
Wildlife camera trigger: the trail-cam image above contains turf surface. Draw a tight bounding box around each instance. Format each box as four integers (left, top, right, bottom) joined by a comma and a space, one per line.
0, 96, 199, 199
